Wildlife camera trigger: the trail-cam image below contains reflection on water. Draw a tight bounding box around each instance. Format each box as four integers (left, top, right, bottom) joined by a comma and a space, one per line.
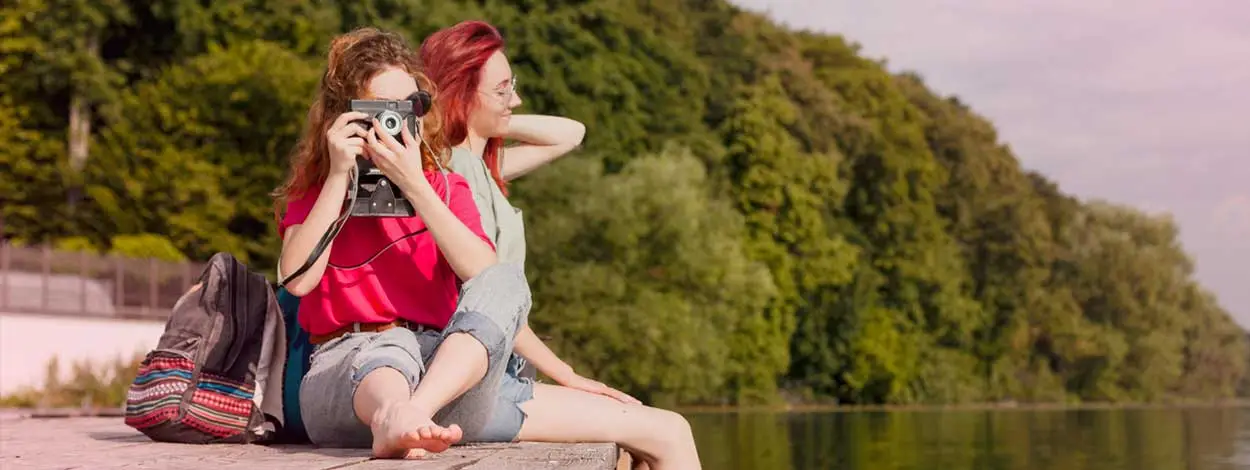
685, 406, 1250, 470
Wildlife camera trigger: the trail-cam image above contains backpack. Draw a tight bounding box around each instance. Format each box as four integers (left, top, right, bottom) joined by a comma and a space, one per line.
125, 179, 355, 444
123, 252, 287, 444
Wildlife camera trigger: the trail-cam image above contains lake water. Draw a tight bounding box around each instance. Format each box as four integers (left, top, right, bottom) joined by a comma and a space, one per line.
685, 406, 1250, 470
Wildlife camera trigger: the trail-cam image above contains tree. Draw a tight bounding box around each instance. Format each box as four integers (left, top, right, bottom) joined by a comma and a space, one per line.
80, 41, 321, 263
520, 148, 777, 405
717, 74, 859, 403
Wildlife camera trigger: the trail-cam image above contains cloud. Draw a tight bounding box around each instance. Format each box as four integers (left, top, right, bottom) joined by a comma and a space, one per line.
730, 0, 1250, 325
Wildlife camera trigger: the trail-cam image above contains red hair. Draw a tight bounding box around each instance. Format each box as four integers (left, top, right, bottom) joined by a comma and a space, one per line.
419, 20, 509, 195
273, 27, 445, 226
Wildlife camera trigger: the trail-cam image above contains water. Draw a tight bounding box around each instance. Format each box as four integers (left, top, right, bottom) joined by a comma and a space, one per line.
686, 406, 1250, 470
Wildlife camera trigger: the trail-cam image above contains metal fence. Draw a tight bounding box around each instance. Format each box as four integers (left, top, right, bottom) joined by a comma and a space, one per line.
0, 242, 207, 321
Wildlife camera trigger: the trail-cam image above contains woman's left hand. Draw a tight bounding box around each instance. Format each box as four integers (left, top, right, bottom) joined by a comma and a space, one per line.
366, 119, 429, 195
560, 374, 642, 405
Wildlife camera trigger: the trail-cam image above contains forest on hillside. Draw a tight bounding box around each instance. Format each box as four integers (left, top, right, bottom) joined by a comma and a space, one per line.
2, 0, 1246, 407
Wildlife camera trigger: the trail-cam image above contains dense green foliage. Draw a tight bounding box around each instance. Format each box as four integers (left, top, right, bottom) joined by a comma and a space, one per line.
2, 0, 1245, 406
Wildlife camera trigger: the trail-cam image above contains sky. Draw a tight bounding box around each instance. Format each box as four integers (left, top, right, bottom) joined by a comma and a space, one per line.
729, 0, 1250, 326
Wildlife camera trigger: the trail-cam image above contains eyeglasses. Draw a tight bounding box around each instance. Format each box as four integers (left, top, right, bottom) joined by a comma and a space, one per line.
480, 75, 517, 104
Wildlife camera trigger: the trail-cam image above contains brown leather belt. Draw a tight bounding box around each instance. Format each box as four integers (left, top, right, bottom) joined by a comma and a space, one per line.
308, 320, 433, 345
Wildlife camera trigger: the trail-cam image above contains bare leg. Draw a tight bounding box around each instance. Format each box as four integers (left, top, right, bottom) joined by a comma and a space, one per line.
354, 332, 490, 458
351, 367, 463, 458
402, 262, 531, 441
517, 383, 702, 470
408, 332, 489, 412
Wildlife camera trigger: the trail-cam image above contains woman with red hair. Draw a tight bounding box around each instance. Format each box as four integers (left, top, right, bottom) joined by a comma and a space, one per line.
420, 20, 702, 469
274, 27, 534, 460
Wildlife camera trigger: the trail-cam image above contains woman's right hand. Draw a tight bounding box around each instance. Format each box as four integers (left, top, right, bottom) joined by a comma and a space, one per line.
326, 111, 371, 176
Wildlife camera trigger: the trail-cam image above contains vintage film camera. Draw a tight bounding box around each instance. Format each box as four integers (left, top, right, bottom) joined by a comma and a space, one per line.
349, 91, 431, 217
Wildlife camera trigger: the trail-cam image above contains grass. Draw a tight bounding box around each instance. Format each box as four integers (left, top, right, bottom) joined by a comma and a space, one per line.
0, 354, 144, 409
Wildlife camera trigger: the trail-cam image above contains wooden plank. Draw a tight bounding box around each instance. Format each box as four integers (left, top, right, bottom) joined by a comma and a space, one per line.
18, 443, 373, 470
1, 418, 371, 470
454, 442, 621, 470
0, 416, 620, 470
345, 444, 514, 469
0, 416, 150, 455
327, 442, 620, 470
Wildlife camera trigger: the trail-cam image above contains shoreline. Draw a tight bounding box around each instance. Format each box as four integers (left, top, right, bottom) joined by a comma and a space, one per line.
676, 398, 1250, 414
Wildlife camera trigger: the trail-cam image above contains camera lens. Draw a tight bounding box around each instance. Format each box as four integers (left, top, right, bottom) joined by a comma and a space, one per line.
377, 110, 403, 136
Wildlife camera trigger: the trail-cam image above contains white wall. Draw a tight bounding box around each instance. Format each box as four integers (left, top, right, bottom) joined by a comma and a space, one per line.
0, 312, 165, 395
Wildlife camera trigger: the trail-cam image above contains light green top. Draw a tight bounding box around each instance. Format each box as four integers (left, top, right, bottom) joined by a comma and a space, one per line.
447, 147, 527, 266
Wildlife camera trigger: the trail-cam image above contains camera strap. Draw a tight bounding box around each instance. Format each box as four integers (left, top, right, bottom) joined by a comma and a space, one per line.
276, 167, 360, 289
275, 147, 445, 288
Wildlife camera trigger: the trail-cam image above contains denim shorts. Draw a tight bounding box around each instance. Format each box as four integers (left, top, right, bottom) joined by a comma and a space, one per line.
298, 262, 535, 446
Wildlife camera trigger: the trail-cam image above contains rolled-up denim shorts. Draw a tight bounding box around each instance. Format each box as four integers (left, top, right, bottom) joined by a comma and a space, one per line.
298, 262, 536, 447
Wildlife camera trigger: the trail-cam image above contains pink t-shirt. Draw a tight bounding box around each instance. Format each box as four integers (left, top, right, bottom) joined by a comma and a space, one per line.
279, 171, 494, 336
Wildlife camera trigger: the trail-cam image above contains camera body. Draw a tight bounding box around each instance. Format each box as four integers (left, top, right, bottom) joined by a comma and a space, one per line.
349, 98, 420, 217
352, 98, 418, 142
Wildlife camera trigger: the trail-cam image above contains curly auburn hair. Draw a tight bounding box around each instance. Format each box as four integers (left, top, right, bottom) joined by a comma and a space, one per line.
273, 27, 446, 225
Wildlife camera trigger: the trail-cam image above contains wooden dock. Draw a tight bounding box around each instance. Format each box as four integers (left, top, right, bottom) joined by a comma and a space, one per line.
0, 412, 625, 469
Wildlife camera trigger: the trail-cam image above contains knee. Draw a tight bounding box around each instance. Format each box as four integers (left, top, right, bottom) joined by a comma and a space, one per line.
466, 262, 529, 295
654, 409, 695, 445
457, 262, 532, 336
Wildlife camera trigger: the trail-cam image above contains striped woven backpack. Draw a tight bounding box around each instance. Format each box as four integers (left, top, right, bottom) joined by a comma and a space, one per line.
124, 252, 287, 444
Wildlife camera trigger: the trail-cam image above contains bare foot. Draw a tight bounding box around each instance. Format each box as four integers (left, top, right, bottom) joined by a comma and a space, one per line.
370, 401, 463, 459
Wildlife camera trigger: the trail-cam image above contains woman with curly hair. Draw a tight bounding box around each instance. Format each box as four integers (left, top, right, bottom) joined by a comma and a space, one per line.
273, 27, 528, 459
